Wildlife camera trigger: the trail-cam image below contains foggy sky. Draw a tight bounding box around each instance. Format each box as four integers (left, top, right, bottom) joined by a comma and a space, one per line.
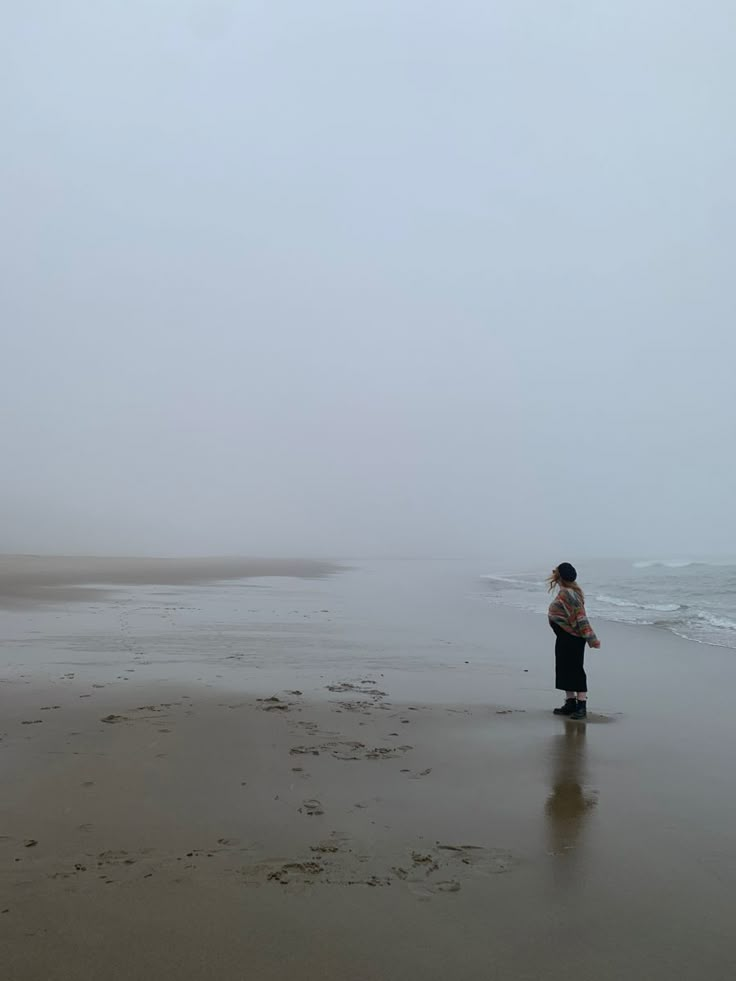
2, 2, 734, 560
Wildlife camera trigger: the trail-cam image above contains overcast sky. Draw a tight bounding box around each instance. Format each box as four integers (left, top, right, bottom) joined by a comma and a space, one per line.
2, 1, 734, 560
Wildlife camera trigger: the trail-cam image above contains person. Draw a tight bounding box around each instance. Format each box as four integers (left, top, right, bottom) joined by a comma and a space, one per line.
548, 562, 600, 720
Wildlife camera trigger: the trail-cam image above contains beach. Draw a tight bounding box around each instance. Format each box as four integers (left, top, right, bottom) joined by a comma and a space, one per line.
1, 557, 735, 980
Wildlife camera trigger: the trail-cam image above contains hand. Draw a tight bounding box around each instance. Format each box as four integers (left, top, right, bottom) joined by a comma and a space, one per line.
590, 639, 601, 649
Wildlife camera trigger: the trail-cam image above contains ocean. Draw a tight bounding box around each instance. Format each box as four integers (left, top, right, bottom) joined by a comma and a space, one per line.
482, 559, 736, 650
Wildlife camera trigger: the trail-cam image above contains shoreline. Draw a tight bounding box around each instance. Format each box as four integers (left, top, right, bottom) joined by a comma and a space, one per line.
3, 552, 733, 651
482, 564, 736, 653
503, 599, 736, 654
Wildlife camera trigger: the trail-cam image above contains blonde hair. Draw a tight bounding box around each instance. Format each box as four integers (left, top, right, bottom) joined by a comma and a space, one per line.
547, 567, 584, 600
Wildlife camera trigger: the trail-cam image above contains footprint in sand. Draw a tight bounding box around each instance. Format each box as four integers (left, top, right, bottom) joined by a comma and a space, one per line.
336, 700, 375, 715
364, 746, 412, 760
293, 721, 321, 734
436, 843, 516, 874
244, 831, 507, 894
257, 696, 291, 712
400, 843, 515, 899
267, 861, 323, 884
326, 682, 387, 700
409, 879, 461, 898
96, 847, 154, 868
298, 799, 325, 817
97, 850, 136, 867
291, 740, 412, 762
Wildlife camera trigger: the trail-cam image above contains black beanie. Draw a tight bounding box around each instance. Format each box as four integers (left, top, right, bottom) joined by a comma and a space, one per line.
557, 562, 577, 582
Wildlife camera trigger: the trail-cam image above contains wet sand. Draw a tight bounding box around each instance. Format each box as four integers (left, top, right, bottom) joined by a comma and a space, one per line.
1, 558, 735, 979
0, 555, 338, 608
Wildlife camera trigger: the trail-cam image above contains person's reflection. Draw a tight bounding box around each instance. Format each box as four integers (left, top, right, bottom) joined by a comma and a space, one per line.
545, 722, 598, 875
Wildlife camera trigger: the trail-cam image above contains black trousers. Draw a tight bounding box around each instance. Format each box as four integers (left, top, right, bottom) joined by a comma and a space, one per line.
551, 622, 587, 693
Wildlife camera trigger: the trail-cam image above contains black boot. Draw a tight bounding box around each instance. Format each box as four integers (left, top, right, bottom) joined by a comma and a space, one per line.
570, 700, 587, 721
553, 697, 577, 716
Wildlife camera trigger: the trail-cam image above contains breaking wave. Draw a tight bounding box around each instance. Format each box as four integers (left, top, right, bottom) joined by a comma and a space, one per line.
596, 594, 681, 613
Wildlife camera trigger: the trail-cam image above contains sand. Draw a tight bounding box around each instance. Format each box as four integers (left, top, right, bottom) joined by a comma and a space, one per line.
1, 557, 735, 980
0, 555, 338, 608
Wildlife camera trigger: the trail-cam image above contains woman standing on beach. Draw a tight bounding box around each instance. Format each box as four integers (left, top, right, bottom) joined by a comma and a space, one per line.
548, 563, 600, 720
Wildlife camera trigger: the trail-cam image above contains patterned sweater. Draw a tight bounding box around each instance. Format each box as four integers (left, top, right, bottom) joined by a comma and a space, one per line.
548, 588, 600, 647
